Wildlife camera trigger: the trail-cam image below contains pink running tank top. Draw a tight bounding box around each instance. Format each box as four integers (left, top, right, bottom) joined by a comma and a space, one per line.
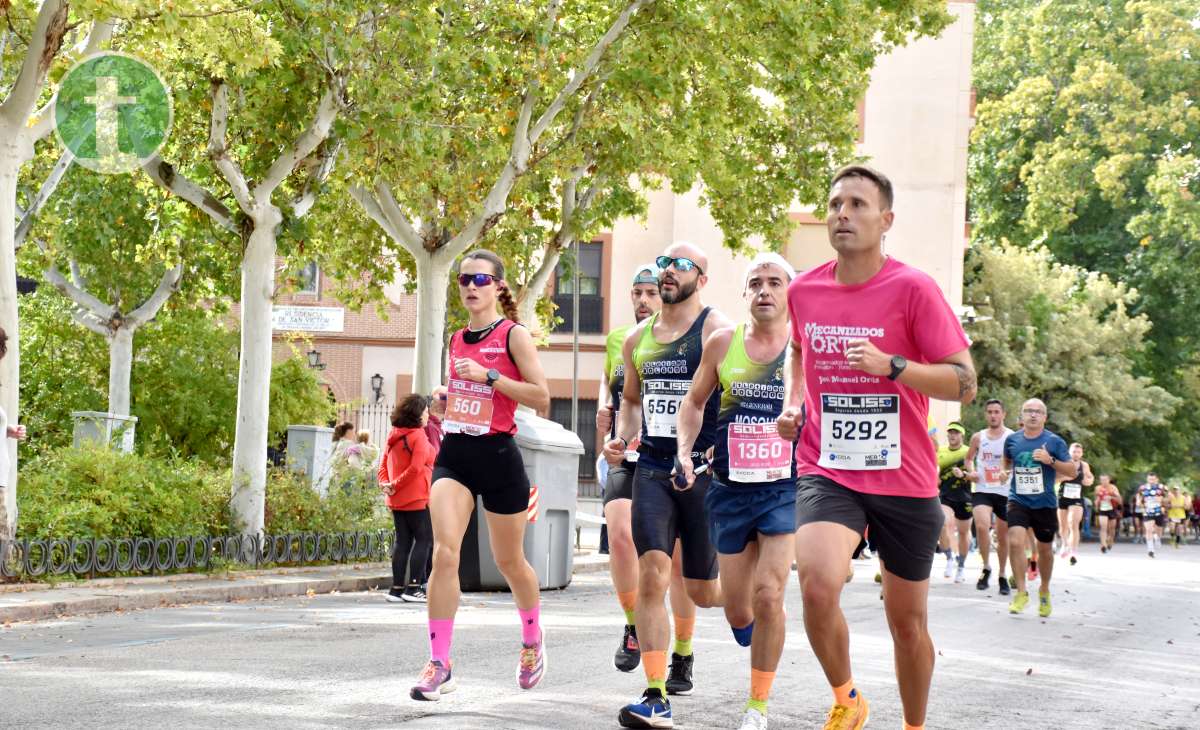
444, 319, 523, 436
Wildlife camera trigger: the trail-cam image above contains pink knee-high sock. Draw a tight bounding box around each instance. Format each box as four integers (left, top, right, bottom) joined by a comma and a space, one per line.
518, 603, 541, 645
429, 618, 454, 663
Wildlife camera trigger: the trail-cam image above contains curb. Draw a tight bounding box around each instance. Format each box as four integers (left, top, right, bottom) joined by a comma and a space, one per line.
0, 571, 393, 624
1, 555, 610, 624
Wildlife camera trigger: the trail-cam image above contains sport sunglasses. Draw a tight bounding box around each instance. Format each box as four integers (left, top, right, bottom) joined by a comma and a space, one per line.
457, 273, 498, 287
655, 255, 704, 275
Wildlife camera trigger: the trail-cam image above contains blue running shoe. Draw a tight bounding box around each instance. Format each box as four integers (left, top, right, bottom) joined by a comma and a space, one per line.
618, 688, 673, 728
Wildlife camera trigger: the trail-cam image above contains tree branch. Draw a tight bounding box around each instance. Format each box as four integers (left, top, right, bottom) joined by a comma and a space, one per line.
0, 0, 68, 126
528, 0, 650, 144
43, 261, 113, 324
349, 181, 424, 257
528, 79, 605, 169
256, 83, 341, 200
69, 307, 111, 338
290, 139, 341, 218
437, 2, 644, 259
208, 80, 254, 212
141, 155, 238, 234
15, 149, 74, 249
125, 263, 183, 328
23, 18, 115, 141
68, 258, 86, 291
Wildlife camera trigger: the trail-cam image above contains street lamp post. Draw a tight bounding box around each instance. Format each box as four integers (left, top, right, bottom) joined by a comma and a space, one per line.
571, 238, 580, 443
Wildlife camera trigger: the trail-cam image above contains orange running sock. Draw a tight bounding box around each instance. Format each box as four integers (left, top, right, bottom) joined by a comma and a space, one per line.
643, 650, 667, 692
832, 678, 858, 706
617, 591, 637, 625
747, 668, 775, 712
673, 614, 695, 655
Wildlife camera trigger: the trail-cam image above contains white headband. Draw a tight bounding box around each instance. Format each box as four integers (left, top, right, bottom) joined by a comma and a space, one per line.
744, 252, 796, 287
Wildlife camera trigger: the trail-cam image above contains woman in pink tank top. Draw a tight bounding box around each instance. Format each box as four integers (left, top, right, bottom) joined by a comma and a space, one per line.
411, 249, 552, 702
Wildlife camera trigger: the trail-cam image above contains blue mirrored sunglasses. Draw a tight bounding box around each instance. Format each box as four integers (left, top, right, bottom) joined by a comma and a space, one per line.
655, 255, 704, 275
457, 273, 497, 287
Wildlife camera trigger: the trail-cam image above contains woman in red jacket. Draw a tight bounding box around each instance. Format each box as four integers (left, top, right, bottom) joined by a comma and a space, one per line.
379, 394, 436, 603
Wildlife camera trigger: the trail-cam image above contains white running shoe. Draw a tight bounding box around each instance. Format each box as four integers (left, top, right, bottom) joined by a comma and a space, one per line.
954, 565, 966, 584
737, 707, 768, 730
943, 556, 953, 579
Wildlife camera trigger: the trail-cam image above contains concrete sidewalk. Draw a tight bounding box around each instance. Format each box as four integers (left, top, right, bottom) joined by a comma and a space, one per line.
0, 551, 609, 624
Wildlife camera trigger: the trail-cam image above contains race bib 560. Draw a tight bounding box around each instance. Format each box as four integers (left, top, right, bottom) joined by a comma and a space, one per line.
443, 379, 495, 436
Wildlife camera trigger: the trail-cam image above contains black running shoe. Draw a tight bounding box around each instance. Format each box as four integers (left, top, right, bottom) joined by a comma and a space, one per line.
976, 567, 991, 591
401, 584, 428, 603
665, 652, 694, 696
614, 624, 641, 673
1069, 555, 1077, 566
997, 576, 1010, 596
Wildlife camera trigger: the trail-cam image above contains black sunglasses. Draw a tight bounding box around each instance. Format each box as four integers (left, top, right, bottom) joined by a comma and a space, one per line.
656, 255, 704, 275
457, 273, 498, 287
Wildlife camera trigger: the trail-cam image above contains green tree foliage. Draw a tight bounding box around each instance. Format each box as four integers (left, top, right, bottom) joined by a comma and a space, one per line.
267, 352, 337, 447
970, 1, 1199, 421
18, 291, 332, 464
16, 445, 231, 540
17, 446, 385, 544
962, 243, 1180, 479
333, 0, 951, 389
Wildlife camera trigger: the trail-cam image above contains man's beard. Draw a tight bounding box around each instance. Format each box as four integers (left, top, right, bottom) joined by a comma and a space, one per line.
660, 278, 697, 304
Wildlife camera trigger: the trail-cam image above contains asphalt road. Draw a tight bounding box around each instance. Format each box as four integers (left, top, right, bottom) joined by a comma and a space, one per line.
3, 541, 1199, 729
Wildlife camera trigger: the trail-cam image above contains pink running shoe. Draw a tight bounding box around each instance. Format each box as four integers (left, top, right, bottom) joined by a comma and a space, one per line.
411, 659, 456, 701
517, 629, 547, 690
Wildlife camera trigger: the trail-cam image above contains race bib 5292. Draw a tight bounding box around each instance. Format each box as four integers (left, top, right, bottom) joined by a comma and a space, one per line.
819, 393, 900, 470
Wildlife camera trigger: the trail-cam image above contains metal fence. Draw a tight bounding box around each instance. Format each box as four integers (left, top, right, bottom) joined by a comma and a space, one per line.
335, 401, 394, 451
0, 530, 395, 580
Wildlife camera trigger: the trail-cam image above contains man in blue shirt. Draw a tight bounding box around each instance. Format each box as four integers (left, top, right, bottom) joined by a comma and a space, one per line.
1001, 398, 1074, 617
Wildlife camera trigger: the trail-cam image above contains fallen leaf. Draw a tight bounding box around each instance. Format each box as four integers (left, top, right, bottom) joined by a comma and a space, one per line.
305, 589, 316, 597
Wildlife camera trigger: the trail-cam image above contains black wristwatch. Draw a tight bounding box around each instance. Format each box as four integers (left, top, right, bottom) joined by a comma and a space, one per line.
485, 368, 501, 386
887, 355, 908, 381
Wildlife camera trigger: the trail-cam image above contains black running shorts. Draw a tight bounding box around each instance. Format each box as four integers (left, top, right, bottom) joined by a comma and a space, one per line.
603, 461, 637, 505
631, 462, 719, 581
939, 496, 972, 521
1006, 501, 1057, 544
432, 433, 530, 515
970, 492, 1009, 521
795, 474, 944, 582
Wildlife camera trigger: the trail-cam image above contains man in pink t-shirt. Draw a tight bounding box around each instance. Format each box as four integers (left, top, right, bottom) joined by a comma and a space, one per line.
776, 166, 976, 730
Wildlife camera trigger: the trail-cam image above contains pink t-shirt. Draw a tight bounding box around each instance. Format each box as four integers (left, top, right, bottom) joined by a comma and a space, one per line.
788, 257, 970, 498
